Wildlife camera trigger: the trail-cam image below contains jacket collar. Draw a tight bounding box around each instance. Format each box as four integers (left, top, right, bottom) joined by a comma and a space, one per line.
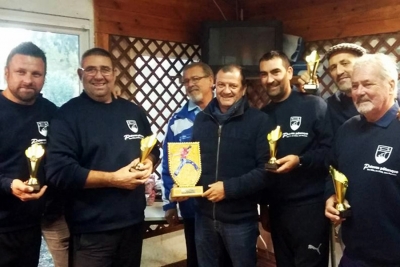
203, 96, 249, 118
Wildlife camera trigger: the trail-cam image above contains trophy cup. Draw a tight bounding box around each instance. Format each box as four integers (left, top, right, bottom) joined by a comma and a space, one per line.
303, 50, 320, 94
265, 126, 282, 170
168, 142, 203, 197
25, 143, 45, 192
329, 166, 352, 218
134, 134, 158, 170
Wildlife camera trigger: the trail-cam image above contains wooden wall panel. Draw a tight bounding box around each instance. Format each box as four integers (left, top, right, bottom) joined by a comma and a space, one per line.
94, 0, 237, 45
243, 0, 400, 41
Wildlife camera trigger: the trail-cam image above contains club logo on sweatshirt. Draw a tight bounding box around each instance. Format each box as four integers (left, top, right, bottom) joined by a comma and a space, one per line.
375, 145, 392, 164
363, 145, 398, 176
290, 116, 301, 131
126, 120, 138, 133
37, 121, 49, 136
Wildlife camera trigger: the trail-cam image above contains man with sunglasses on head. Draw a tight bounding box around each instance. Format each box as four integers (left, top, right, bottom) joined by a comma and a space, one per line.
46, 47, 160, 267
161, 62, 214, 267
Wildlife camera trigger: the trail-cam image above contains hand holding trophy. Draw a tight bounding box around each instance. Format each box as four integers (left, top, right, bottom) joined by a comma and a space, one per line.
329, 166, 352, 218
265, 126, 282, 170
134, 134, 158, 171
303, 50, 320, 94
25, 143, 45, 192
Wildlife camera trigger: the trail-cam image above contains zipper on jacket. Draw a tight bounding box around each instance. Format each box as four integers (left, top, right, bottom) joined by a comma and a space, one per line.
213, 124, 222, 220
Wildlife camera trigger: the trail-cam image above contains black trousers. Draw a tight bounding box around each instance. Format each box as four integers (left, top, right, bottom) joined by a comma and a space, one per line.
0, 225, 41, 267
183, 218, 198, 267
269, 201, 330, 267
70, 222, 144, 267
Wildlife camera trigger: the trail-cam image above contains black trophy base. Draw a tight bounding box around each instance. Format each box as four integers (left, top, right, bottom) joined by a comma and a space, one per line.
303, 84, 318, 95
339, 209, 352, 218
265, 162, 278, 170
28, 183, 41, 193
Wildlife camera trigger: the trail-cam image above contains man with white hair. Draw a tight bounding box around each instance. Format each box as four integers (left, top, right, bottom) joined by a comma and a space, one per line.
325, 53, 400, 266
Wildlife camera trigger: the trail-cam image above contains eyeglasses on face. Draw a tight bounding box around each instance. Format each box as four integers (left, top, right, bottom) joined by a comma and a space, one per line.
79, 66, 114, 76
181, 75, 208, 86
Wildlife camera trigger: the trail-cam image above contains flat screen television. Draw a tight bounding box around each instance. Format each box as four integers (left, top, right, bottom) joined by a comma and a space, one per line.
200, 20, 283, 77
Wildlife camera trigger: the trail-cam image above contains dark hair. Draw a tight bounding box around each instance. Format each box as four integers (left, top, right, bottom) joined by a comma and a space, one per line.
183, 62, 214, 78
81, 47, 114, 66
6, 42, 47, 73
259, 50, 291, 69
216, 64, 246, 87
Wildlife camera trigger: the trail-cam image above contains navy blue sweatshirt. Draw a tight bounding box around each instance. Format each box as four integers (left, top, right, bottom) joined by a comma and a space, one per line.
326, 92, 358, 136
261, 90, 331, 206
192, 97, 270, 223
329, 104, 400, 265
46, 92, 160, 234
0, 92, 57, 232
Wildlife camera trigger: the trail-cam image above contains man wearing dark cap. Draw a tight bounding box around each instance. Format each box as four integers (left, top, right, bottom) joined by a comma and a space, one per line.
323, 43, 367, 134
300, 43, 367, 134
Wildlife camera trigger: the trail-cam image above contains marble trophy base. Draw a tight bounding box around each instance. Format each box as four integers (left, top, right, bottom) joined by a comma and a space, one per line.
265, 162, 278, 170
339, 208, 352, 218
303, 84, 318, 94
171, 186, 203, 197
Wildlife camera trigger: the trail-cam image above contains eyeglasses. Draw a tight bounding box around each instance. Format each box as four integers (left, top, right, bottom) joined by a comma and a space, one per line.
181, 75, 208, 86
79, 66, 114, 77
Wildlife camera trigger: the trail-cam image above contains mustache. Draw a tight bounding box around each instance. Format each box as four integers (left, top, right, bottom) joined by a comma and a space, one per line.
356, 96, 370, 104
336, 73, 350, 81
266, 81, 280, 88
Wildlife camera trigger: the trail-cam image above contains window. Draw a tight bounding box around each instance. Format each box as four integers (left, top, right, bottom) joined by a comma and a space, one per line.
0, 9, 91, 106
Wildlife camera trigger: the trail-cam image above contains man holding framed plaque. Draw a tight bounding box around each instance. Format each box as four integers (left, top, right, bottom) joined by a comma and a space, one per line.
46, 48, 160, 267
325, 54, 400, 266
0, 42, 57, 266
259, 51, 331, 267
161, 62, 214, 267
192, 64, 270, 267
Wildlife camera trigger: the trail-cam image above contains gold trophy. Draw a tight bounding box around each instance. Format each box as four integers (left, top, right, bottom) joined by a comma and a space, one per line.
303, 50, 320, 94
25, 143, 45, 192
168, 142, 202, 197
329, 166, 352, 218
134, 134, 158, 170
265, 126, 282, 170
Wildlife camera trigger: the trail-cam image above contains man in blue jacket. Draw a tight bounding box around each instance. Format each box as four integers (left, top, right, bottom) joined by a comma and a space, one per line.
162, 62, 214, 267
192, 64, 270, 267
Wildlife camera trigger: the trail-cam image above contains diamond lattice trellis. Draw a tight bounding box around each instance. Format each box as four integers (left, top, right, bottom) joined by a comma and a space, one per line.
305, 31, 400, 99
246, 31, 400, 108
109, 31, 400, 149
109, 35, 201, 178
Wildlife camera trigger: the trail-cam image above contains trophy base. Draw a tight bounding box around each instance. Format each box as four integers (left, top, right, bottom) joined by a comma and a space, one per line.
171, 186, 203, 197
339, 209, 352, 218
27, 183, 41, 193
265, 162, 279, 170
303, 84, 318, 94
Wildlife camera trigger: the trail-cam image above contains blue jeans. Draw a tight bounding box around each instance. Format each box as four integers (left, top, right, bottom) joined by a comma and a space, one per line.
195, 213, 259, 267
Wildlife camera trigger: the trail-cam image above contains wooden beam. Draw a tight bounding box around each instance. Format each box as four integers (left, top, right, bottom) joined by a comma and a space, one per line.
97, 20, 199, 44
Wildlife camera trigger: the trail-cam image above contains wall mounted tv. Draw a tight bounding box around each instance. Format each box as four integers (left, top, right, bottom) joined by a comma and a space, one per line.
200, 20, 283, 77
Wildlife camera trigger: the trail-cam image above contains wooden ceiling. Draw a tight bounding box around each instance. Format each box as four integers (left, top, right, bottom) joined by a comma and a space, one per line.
94, 0, 400, 46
